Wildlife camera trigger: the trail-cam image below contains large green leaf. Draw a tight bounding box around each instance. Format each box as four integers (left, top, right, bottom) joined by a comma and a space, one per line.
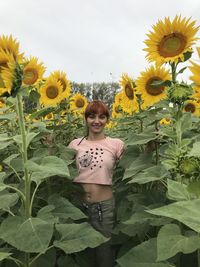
26, 156, 70, 184
167, 179, 194, 201
12, 132, 39, 149
128, 165, 168, 184
37, 195, 86, 222
0, 191, 19, 210
123, 154, 153, 180
0, 216, 53, 253
54, 222, 108, 254
126, 132, 157, 146
157, 224, 200, 261
117, 238, 173, 267
48, 195, 87, 221
147, 199, 200, 233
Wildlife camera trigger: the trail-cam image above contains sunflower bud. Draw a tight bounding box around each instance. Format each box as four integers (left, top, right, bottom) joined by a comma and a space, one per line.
167, 83, 193, 104
179, 157, 199, 175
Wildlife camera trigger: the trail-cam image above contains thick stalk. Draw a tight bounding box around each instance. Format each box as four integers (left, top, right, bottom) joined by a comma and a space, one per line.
16, 94, 31, 267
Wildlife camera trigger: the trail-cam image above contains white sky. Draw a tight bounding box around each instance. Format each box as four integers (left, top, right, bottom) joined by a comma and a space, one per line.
1, 0, 200, 83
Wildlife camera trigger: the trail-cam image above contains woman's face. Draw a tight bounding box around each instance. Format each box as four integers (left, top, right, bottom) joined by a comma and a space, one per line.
86, 113, 108, 134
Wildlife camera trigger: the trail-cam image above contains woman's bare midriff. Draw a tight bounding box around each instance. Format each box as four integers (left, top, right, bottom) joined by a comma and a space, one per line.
80, 183, 113, 203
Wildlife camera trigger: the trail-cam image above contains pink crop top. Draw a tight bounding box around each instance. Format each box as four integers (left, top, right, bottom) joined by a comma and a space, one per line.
68, 136, 124, 185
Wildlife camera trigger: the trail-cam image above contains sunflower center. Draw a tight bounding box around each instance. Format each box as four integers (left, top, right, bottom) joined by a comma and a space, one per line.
146, 77, 164, 96
46, 86, 59, 99
125, 83, 134, 100
75, 98, 85, 108
185, 103, 195, 113
23, 68, 38, 85
158, 32, 186, 57
59, 78, 66, 92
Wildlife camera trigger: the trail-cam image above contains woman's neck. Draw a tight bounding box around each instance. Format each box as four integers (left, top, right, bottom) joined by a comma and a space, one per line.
86, 132, 106, 141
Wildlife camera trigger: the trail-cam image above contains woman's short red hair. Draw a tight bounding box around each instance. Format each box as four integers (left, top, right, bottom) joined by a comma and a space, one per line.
84, 100, 110, 119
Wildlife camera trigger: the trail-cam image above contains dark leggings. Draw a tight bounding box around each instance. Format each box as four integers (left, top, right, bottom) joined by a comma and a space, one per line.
82, 198, 115, 267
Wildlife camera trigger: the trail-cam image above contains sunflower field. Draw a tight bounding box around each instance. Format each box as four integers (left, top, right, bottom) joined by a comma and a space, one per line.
1, 14, 200, 267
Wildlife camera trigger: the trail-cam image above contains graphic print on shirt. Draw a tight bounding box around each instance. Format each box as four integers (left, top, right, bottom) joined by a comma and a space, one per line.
78, 147, 104, 170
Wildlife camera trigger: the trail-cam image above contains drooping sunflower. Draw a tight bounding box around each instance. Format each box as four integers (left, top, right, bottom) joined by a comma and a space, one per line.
22, 57, 46, 86
111, 102, 123, 119
144, 15, 200, 65
69, 93, 87, 115
49, 71, 71, 99
135, 65, 171, 108
0, 35, 24, 62
119, 74, 139, 114
0, 61, 16, 96
189, 49, 200, 92
0, 49, 15, 72
184, 99, 200, 116
39, 77, 63, 106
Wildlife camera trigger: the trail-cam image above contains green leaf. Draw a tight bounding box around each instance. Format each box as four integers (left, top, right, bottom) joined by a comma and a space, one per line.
167, 179, 194, 201
0, 140, 14, 150
0, 133, 12, 141
0, 216, 54, 253
123, 154, 153, 180
128, 165, 168, 184
157, 224, 200, 261
54, 222, 108, 254
0, 252, 12, 262
12, 132, 39, 149
147, 199, 200, 233
37, 195, 86, 222
117, 238, 173, 267
126, 133, 157, 146
48, 195, 87, 221
31, 247, 56, 267
0, 191, 19, 210
26, 156, 70, 185
189, 141, 200, 157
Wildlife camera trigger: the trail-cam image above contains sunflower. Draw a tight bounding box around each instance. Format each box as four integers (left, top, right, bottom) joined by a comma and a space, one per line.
120, 73, 135, 100
118, 74, 139, 114
0, 49, 15, 72
189, 49, 200, 92
144, 15, 199, 65
49, 71, 71, 99
0, 61, 16, 96
22, 57, 45, 86
69, 93, 87, 114
0, 35, 24, 62
184, 99, 200, 116
111, 102, 123, 119
160, 118, 171, 125
135, 65, 171, 108
39, 77, 63, 106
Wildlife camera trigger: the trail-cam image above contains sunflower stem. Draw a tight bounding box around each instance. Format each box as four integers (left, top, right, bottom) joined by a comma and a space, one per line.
16, 94, 31, 267
171, 62, 177, 83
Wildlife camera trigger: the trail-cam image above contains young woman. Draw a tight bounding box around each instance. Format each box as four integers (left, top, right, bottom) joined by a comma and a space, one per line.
68, 100, 124, 267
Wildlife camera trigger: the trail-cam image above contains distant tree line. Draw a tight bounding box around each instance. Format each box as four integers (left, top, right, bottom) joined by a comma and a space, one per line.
71, 82, 120, 110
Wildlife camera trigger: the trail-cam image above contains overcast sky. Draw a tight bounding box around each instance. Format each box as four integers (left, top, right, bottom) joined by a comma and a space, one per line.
1, 0, 200, 83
